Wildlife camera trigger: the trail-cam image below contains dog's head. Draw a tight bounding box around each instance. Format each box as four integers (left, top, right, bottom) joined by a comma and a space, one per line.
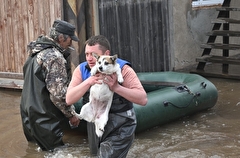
93, 54, 118, 74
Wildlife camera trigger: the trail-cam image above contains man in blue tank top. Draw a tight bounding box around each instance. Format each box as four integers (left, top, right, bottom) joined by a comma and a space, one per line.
66, 35, 147, 157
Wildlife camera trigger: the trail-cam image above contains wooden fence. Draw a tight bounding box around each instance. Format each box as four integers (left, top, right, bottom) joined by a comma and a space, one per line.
0, 0, 62, 76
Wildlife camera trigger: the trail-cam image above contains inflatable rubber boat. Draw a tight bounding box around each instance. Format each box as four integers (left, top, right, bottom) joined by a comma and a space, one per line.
72, 71, 218, 133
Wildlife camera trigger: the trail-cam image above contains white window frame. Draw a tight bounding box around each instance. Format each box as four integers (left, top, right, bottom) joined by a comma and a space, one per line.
192, 0, 224, 8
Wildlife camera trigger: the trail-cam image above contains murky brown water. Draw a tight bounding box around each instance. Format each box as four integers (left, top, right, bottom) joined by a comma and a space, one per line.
1, 77, 240, 158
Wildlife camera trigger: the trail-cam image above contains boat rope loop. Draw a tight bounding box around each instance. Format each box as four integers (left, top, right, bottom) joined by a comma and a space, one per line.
175, 85, 200, 96
163, 85, 201, 109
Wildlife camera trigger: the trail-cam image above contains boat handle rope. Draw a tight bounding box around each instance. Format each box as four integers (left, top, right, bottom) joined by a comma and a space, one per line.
141, 80, 205, 108
163, 85, 201, 109
175, 85, 196, 95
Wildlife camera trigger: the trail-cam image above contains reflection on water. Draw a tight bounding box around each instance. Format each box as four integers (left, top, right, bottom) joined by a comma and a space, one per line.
1, 77, 240, 158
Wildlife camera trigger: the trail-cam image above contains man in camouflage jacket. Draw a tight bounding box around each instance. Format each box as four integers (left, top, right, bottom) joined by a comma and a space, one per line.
20, 20, 80, 151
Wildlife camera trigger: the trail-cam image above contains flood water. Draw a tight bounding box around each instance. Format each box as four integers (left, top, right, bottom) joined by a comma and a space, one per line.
1, 77, 240, 158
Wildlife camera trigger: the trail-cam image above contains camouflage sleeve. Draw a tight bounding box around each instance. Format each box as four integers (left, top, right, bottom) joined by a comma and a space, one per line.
41, 50, 76, 118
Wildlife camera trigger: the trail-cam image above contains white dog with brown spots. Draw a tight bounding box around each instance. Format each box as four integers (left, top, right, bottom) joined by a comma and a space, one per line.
76, 54, 123, 137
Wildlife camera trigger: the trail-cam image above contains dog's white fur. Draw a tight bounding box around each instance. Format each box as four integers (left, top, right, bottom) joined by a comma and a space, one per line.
76, 54, 123, 137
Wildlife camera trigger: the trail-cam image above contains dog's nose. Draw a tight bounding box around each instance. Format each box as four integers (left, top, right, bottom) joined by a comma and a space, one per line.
99, 66, 103, 71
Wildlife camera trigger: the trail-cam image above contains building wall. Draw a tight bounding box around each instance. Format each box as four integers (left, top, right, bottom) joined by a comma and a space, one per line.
172, 0, 239, 70
172, 0, 218, 70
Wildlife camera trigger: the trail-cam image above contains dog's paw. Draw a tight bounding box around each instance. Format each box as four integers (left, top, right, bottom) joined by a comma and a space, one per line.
75, 113, 83, 120
81, 114, 93, 122
95, 120, 106, 137
118, 76, 124, 83
96, 128, 104, 137
79, 111, 93, 122
90, 71, 96, 76
90, 66, 98, 76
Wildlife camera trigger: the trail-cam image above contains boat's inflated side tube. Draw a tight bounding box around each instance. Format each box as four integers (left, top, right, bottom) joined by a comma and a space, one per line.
134, 71, 218, 132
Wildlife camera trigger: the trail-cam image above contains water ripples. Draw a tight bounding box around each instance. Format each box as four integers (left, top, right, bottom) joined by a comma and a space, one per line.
1, 77, 240, 157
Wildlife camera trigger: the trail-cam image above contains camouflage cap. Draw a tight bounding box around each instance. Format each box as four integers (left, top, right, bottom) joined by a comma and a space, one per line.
53, 20, 79, 41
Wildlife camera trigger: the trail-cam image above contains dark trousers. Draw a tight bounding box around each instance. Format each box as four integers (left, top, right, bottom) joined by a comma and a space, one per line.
87, 108, 137, 158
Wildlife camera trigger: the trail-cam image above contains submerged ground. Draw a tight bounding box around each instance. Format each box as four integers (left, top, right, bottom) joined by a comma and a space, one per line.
0, 76, 240, 158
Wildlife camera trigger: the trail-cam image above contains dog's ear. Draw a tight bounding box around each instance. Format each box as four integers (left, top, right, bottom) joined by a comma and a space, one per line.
93, 53, 100, 59
111, 54, 118, 62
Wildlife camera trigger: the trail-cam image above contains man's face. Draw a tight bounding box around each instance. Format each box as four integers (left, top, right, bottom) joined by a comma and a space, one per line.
85, 44, 105, 69
59, 35, 72, 50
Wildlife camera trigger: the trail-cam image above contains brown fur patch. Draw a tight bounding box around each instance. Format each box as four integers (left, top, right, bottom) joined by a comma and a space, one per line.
101, 55, 117, 64
104, 57, 114, 64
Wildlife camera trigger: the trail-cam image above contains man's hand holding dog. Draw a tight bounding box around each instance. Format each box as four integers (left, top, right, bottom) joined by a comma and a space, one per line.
69, 115, 80, 127
103, 73, 119, 91
89, 73, 104, 86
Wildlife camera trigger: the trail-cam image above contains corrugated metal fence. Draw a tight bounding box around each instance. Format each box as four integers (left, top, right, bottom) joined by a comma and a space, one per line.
96, 0, 172, 72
